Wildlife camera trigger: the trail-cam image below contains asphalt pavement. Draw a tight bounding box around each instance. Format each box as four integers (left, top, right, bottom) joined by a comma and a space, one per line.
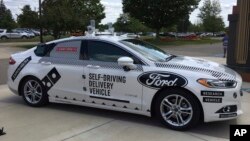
0, 59, 8, 85
161, 43, 225, 57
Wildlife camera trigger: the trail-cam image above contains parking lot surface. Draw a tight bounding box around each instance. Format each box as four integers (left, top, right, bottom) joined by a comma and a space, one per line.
0, 85, 250, 141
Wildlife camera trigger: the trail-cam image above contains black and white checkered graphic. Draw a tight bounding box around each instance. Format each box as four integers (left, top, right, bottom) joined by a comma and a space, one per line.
39, 57, 143, 71
42, 67, 61, 92
155, 63, 236, 81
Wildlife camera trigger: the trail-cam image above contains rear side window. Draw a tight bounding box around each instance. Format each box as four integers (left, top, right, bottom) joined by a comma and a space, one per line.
50, 41, 81, 60
35, 43, 56, 57
87, 41, 130, 62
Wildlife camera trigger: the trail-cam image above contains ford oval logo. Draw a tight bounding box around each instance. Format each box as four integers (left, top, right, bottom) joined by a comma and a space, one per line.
137, 71, 188, 89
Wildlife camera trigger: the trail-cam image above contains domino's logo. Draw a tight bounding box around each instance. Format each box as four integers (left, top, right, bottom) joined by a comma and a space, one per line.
41, 67, 61, 92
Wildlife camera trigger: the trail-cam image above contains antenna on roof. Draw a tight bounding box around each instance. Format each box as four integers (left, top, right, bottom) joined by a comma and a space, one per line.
107, 22, 115, 35
86, 20, 96, 36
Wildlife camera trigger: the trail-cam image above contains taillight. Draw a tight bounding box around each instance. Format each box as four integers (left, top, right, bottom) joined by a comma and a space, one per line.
9, 57, 16, 65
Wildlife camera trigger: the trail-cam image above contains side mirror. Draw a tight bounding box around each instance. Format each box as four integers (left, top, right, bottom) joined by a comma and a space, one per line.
118, 57, 137, 71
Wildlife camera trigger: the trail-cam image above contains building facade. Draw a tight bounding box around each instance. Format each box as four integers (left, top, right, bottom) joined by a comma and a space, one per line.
228, 0, 250, 82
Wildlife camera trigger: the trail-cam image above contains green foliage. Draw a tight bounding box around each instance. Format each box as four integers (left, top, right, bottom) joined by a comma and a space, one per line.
177, 15, 191, 33
0, 0, 17, 30
188, 22, 204, 32
198, 0, 225, 33
42, 0, 105, 39
17, 5, 39, 28
123, 0, 200, 37
97, 24, 109, 32
114, 13, 151, 33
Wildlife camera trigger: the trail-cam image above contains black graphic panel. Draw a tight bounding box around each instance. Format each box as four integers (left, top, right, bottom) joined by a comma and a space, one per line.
201, 91, 224, 97
203, 97, 222, 103
137, 71, 188, 89
12, 56, 32, 81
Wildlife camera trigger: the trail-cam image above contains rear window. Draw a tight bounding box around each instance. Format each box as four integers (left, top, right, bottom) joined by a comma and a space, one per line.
0, 30, 4, 33
34, 43, 56, 57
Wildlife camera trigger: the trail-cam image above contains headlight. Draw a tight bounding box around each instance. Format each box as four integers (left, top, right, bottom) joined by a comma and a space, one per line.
197, 79, 237, 88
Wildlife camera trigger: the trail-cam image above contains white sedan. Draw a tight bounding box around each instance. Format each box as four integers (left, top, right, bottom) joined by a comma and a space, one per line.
0, 29, 30, 39
8, 36, 243, 130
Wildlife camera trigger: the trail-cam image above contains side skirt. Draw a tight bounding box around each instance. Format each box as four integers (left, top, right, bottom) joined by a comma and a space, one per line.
49, 97, 151, 117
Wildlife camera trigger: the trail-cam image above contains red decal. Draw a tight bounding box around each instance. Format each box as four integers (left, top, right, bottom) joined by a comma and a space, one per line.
56, 47, 77, 52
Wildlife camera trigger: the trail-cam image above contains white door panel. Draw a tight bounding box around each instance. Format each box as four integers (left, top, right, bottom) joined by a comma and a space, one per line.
38, 40, 86, 101
84, 62, 143, 110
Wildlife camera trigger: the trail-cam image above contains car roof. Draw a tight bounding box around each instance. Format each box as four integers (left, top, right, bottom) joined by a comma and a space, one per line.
47, 35, 130, 44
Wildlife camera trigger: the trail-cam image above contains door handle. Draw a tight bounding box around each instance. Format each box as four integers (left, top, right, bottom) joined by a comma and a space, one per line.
87, 65, 100, 69
41, 61, 52, 65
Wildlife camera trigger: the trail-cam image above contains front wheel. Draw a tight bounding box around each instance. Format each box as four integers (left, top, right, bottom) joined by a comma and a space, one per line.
20, 77, 49, 107
155, 89, 201, 130
21, 36, 28, 39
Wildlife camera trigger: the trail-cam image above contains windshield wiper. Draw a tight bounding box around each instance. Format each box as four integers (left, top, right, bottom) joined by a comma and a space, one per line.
165, 55, 177, 62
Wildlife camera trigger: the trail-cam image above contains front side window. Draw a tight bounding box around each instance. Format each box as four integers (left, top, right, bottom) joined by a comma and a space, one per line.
87, 41, 131, 62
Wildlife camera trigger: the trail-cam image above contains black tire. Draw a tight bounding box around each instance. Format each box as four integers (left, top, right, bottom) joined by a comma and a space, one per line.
21, 36, 28, 39
20, 76, 49, 107
1, 36, 8, 40
154, 89, 201, 130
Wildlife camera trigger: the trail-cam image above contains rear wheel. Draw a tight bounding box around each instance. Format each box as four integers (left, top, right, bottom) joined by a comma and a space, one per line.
20, 77, 48, 107
155, 89, 201, 130
1, 36, 8, 40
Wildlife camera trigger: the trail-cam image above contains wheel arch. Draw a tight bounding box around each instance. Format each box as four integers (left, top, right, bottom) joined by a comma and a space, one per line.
21, 35, 28, 39
18, 75, 40, 96
150, 86, 204, 121
1, 35, 8, 39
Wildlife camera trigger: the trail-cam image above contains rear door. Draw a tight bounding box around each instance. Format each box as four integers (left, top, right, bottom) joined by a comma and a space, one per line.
38, 40, 86, 101
83, 40, 144, 110
10, 30, 19, 38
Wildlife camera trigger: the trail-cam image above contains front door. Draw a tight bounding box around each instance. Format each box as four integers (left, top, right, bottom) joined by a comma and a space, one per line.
83, 40, 144, 110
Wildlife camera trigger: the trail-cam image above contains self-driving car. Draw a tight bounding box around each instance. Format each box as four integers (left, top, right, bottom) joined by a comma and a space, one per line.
8, 35, 243, 130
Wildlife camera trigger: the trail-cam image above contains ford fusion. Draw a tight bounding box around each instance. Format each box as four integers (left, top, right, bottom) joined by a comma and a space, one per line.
7, 36, 243, 130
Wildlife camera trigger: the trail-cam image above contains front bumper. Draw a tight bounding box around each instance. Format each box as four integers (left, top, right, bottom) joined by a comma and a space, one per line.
202, 81, 243, 122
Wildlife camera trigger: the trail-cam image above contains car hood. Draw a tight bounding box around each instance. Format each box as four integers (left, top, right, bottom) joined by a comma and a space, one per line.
155, 56, 237, 81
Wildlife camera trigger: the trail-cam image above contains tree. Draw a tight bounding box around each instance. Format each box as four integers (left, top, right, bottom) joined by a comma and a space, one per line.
0, 0, 16, 30
17, 5, 39, 28
198, 0, 225, 34
97, 24, 109, 32
0, 0, 6, 16
123, 0, 200, 38
114, 13, 150, 33
177, 15, 191, 33
188, 22, 204, 33
42, 0, 105, 39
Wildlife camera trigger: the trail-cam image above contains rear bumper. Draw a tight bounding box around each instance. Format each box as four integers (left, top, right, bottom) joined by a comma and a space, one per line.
8, 84, 19, 95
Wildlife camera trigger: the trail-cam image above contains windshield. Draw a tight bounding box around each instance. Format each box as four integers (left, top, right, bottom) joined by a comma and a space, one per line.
120, 39, 171, 62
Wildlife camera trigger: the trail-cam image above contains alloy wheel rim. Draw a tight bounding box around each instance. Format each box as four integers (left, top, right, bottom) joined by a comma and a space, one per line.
160, 94, 193, 127
24, 80, 42, 104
